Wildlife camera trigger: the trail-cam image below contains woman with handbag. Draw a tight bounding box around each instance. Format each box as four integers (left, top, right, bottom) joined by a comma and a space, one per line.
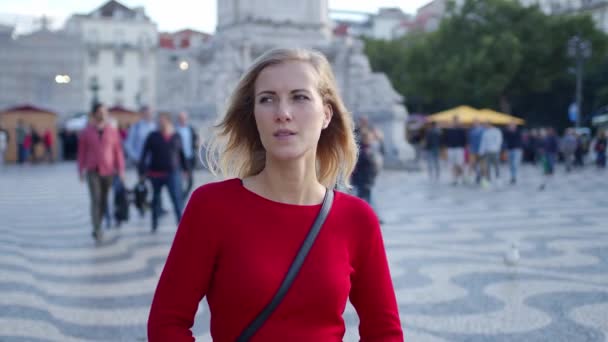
148, 48, 403, 341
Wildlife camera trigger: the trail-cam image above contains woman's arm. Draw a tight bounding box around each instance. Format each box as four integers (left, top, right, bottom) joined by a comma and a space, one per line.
349, 207, 403, 341
148, 188, 221, 341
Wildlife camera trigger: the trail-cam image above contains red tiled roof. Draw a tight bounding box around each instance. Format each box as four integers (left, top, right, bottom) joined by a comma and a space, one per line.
159, 34, 175, 49
1, 105, 56, 115
159, 29, 212, 49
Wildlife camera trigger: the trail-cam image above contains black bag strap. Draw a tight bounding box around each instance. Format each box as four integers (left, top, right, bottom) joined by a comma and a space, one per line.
237, 188, 334, 342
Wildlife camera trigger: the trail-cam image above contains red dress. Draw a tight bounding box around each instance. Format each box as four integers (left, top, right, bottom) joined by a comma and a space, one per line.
148, 179, 403, 341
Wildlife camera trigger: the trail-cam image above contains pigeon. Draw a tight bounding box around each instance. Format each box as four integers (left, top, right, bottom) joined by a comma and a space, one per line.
504, 243, 520, 266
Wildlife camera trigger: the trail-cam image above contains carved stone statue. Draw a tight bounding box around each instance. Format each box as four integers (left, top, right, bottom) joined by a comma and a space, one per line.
157, 0, 413, 166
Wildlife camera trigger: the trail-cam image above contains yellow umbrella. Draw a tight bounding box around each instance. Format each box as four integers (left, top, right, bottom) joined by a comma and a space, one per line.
427, 106, 525, 126
478, 109, 525, 125
427, 105, 483, 125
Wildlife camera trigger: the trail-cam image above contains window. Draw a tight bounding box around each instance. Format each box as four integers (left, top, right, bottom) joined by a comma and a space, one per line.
88, 29, 99, 43
139, 33, 148, 47
115, 78, 124, 92
88, 49, 99, 65
115, 50, 125, 66
139, 77, 148, 92
139, 51, 148, 66
114, 30, 125, 45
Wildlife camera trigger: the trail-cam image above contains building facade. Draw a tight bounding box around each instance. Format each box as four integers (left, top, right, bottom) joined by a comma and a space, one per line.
518, 0, 608, 32
370, 8, 412, 40
156, 29, 213, 120
0, 23, 86, 116
64, 0, 158, 110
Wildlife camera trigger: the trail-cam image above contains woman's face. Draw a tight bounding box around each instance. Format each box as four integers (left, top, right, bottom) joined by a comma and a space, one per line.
253, 61, 332, 162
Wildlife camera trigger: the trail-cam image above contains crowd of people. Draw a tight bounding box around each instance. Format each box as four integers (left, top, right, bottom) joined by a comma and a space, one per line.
76, 103, 199, 241
0, 120, 56, 165
414, 116, 607, 190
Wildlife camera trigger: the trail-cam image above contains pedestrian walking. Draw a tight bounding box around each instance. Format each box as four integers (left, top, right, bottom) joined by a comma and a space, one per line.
77, 103, 125, 241
175, 111, 199, 200
138, 113, 188, 232
538, 128, 559, 191
467, 119, 484, 184
560, 128, 577, 172
15, 120, 27, 164
42, 128, 54, 163
0, 125, 8, 170
124, 106, 156, 167
443, 116, 467, 185
479, 121, 503, 187
595, 131, 607, 169
425, 121, 441, 182
504, 122, 523, 184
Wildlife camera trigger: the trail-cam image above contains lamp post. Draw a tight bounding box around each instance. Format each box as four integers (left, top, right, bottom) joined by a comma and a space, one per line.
567, 35, 592, 128
89, 78, 100, 108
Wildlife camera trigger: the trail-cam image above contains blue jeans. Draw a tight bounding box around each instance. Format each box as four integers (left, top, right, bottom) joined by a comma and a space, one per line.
543, 153, 556, 175
426, 149, 440, 180
18, 144, 28, 164
508, 149, 522, 181
149, 171, 183, 230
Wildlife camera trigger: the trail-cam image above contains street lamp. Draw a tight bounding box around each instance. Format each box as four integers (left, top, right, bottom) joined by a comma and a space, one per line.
89, 78, 100, 107
567, 35, 592, 128
55, 74, 71, 84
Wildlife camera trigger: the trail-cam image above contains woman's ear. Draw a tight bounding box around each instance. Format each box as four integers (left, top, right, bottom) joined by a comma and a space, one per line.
323, 104, 333, 129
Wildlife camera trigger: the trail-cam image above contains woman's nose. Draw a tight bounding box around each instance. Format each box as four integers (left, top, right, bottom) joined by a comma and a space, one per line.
274, 100, 293, 122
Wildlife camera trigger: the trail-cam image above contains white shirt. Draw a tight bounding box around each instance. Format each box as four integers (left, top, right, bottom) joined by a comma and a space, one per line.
479, 127, 503, 154
124, 119, 156, 161
176, 125, 194, 159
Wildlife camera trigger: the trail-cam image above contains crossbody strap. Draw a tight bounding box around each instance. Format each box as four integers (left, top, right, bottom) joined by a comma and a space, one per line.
237, 188, 335, 342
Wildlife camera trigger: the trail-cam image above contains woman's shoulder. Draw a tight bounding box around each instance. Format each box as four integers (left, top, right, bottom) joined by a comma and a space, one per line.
333, 190, 378, 222
190, 178, 242, 202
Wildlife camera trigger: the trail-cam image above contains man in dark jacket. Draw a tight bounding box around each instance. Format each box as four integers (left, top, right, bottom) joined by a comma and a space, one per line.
425, 122, 441, 181
139, 112, 189, 232
504, 122, 523, 184
443, 116, 467, 185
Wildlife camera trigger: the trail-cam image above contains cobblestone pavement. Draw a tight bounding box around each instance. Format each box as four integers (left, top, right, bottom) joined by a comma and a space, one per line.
0, 163, 607, 341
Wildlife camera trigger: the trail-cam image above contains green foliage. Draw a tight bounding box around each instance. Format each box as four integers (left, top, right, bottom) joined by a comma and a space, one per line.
363, 0, 608, 128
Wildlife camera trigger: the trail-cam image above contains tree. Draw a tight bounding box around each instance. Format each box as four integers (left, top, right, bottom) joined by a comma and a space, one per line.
363, 0, 608, 129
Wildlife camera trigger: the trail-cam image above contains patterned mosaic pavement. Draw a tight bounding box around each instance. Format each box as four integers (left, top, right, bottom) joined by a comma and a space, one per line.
0, 163, 607, 341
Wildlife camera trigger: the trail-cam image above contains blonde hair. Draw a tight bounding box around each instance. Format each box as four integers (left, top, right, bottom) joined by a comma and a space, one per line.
205, 48, 357, 188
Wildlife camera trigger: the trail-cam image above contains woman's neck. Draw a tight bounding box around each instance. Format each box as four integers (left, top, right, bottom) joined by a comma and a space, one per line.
245, 156, 325, 205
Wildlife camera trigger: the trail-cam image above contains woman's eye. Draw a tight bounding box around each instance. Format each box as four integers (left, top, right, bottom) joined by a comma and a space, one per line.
294, 94, 309, 101
259, 96, 273, 104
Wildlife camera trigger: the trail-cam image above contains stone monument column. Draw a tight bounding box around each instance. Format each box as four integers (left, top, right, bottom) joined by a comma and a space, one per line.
205, 0, 414, 166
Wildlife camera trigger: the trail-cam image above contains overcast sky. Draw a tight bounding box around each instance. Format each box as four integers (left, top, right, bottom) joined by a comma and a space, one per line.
0, 0, 430, 34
